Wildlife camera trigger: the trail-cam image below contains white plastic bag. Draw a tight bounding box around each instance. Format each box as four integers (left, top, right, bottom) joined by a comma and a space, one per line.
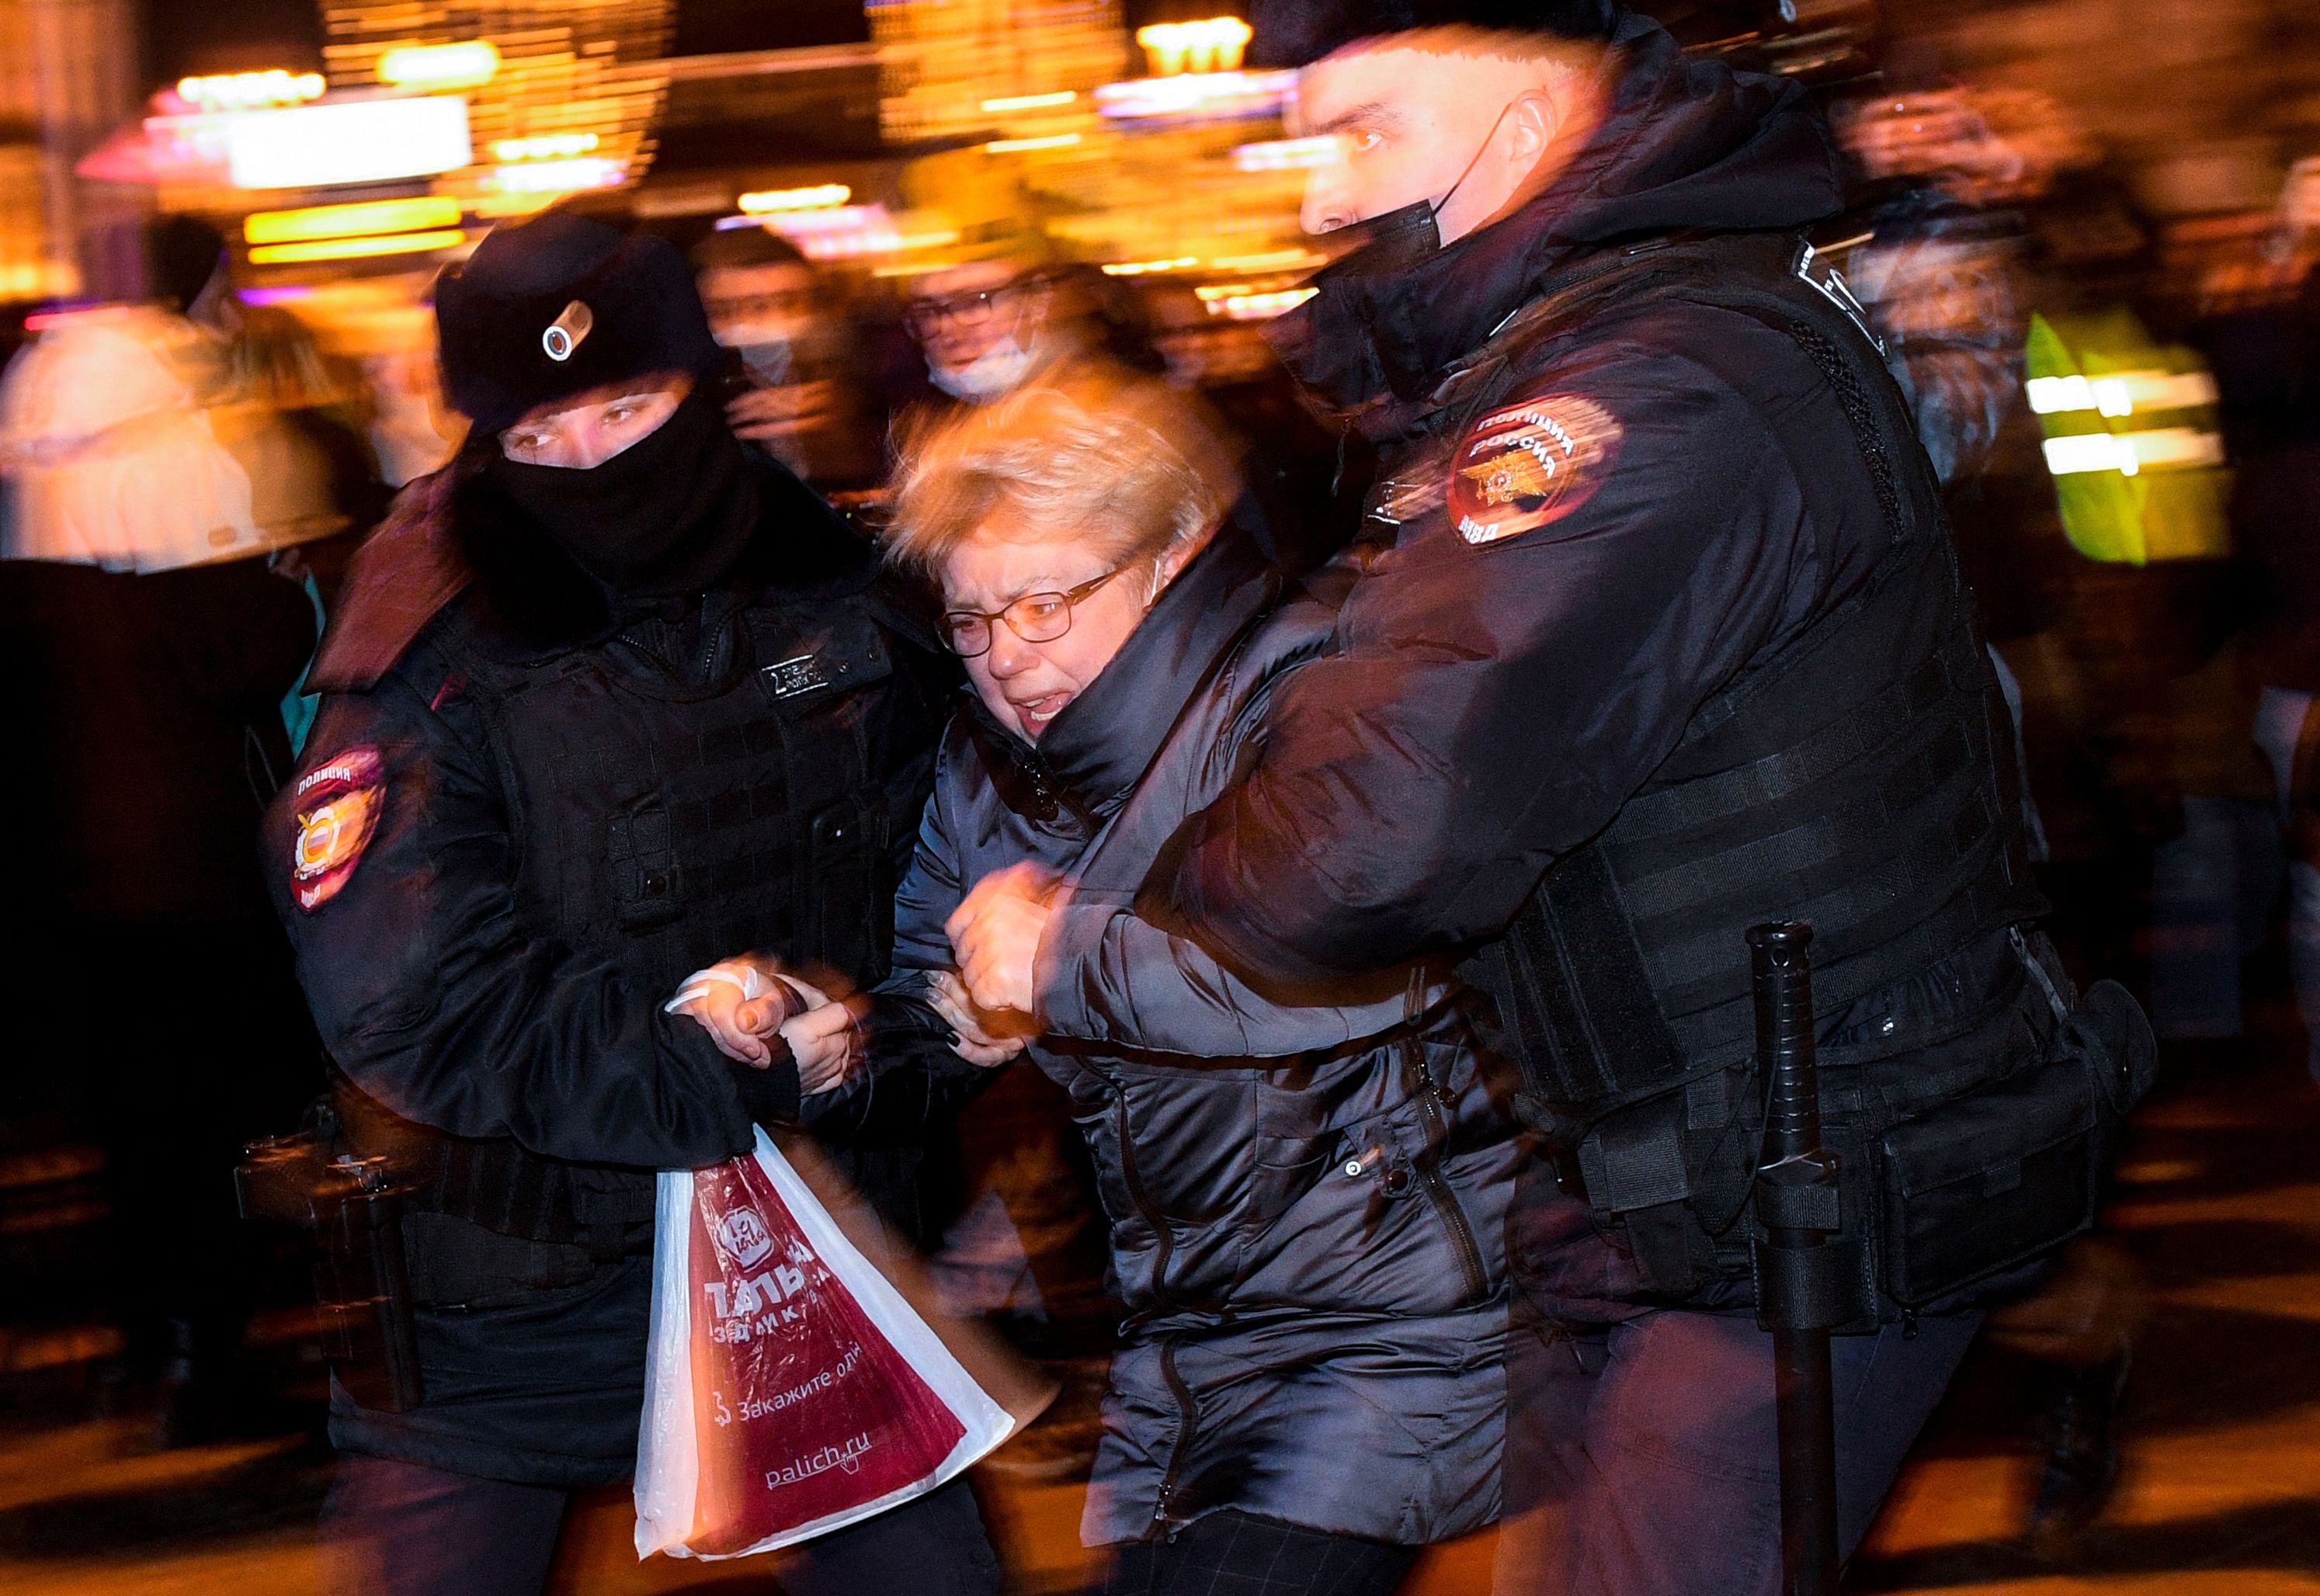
635, 1127, 1016, 1560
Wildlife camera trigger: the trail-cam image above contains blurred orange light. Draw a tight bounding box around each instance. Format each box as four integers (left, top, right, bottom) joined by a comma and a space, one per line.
176, 70, 326, 110
738, 184, 852, 213
488, 158, 624, 196
981, 91, 1078, 113
1103, 257, 1199, 276
376, 40, 501, 90
244, 197, 463, 246
225, 96, 472, 188
247, 228, 467, 265
984, 134, 1082, 154
1136, 18, 1253, 77
1205, 287, 1317, 320
491, 133, 600, 162
1234, 137, 1339, 172
1095, 71, 1294, 122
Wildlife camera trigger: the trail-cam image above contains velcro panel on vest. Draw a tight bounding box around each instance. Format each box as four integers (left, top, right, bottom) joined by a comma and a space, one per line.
1500, 847, 1691, 1109
1577, 1095, 1692, 1212
1750, 1236, 1853, 1331
1755, 1173, 1842, 1231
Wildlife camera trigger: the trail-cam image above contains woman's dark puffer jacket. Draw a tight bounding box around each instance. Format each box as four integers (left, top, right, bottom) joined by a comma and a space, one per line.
880, 521, 1519, 1547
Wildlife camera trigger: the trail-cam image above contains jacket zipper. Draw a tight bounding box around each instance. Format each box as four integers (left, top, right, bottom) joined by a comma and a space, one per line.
1150, 1336, 1198, 1536
1108, 1081, 1200, 1536
1412, 1057, 1490, 1304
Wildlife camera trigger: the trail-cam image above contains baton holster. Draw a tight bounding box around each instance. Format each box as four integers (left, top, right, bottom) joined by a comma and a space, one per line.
236, 1101, 425, 1413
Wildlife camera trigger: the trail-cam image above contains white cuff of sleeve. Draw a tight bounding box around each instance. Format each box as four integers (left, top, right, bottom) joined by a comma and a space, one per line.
664, 962, 768, 1015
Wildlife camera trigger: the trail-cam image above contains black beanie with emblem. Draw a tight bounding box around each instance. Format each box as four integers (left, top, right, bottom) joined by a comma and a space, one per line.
1248, 0, 1624, 67
433, 210, 723, 435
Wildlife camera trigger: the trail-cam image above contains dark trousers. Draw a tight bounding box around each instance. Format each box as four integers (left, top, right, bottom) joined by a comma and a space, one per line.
1103, 1512, 1419, 1596
324, 1455, 1001, 1596
1494, 1306, 1980, 1595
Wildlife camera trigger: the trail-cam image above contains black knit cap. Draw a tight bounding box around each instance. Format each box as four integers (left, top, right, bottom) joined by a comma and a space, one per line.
1249, 0, 1624, 67
433, 210, 723, 435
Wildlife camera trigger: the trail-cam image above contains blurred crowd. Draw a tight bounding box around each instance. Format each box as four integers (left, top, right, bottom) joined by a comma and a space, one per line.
2, 0, 2320, 1587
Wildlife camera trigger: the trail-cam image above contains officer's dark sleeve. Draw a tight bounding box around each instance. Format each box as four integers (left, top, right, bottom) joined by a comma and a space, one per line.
1144, 338, 1821, 987
801, 743, 996, 1138
268, 674, 761, 1169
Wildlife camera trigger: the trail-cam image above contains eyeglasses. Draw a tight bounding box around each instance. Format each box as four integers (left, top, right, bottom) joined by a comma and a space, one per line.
905, 277, 1041, 335
942, 566, 1127, 658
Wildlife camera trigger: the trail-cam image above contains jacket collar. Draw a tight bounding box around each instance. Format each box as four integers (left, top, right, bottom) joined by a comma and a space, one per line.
1267, 12, 1846, 444
307, 448, 880, 689
967, 508, 1281, 821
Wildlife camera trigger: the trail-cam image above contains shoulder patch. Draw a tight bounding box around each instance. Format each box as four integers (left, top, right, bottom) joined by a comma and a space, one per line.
291, 746, 387, 911
1448, 394, 1624, 546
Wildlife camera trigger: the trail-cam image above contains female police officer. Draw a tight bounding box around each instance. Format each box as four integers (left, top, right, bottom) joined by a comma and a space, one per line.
265, 212, 992, 1596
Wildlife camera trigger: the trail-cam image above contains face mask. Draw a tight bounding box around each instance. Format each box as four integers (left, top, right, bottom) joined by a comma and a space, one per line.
488, 387, 758, 597
1315, 101, 1516, 286
713, 321, 797, 386
930, 331, 1039, 401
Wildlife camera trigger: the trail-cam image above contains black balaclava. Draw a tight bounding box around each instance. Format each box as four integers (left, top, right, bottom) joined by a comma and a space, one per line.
485, 386, 759, 598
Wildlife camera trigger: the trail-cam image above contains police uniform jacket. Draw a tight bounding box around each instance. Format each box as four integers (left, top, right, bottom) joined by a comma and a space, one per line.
264, 451, 956, 1485
881, 519, 1519, 1546
1042, 13, 2148, 1322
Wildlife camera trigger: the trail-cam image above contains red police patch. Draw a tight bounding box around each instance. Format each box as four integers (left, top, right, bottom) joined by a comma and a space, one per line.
291, 745, 386, 912
1447, 395, 1624, 545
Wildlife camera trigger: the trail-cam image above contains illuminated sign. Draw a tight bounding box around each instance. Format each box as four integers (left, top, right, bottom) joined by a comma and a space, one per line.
1196, 284, 1318, 320
491, 132, 600, 162
244, 196, 464, 245
247, 229, 467, 265
738, 184, 852, 213
486, 157, 624, 196
981, 91, 1078, 113
716, 206, 958, 262
982, 133, 1082, 154
375, 40, 502, 90
177, 71, 326, 111
1234, 136, 1339, 172
1095, 70, 1294, 123
225, 96, 473, 189
1136, 17, 1254, 76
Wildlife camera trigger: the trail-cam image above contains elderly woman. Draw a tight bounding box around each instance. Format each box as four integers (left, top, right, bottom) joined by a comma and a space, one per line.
685, 376, 1518, 1595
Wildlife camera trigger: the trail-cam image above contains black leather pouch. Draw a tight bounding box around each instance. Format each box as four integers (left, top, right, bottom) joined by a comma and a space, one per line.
1876, 979, 2153, 1310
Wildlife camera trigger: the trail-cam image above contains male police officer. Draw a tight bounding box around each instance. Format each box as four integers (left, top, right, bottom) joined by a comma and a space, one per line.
946, 3, 2151, 1591
266, 213, 994, 1596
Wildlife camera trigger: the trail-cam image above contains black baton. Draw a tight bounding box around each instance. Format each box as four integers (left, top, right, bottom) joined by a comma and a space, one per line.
1749, 921, 1842, 1596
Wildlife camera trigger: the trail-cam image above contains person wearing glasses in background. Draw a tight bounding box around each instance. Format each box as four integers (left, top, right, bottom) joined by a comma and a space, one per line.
904, 249, 1070, 409
678, 370, 1522, 1596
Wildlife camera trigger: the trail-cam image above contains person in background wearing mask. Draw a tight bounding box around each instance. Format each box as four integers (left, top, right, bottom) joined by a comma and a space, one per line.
943, 2, 2152, 1591
692, 226, 885, 494
905, 252, 1064, 407
264, 212, 989, 1596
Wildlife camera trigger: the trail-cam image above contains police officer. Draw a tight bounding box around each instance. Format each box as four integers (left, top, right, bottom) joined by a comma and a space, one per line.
945, 3, 2151, 1591
265, 213, 994, 1596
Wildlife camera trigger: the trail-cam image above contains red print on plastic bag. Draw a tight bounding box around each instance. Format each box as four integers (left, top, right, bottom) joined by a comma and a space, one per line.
682, 1152, 968, 1554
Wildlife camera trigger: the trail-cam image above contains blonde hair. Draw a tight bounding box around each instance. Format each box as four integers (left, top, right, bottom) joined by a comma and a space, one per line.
887, 368, 1241, 595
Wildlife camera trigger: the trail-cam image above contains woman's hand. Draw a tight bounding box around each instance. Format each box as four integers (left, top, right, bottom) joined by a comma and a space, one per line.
781, 988, 866, 1096
925, 968, 1030, 1066
946, 862, 1061, 1017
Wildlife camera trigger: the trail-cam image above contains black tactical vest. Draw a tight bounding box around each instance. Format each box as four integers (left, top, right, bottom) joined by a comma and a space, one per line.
339, 578, 944, 1299
1392, 231, 2049, 1303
